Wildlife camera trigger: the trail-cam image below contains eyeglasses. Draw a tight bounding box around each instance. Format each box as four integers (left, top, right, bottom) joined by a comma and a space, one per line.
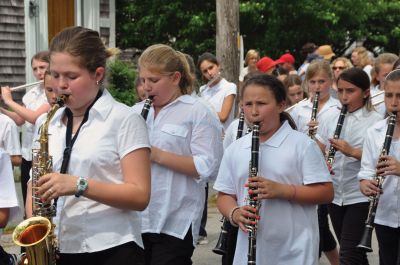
332, 66, 345, 70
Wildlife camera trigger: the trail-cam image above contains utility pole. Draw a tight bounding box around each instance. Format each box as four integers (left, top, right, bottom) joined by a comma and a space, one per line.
216, 0, 240, 87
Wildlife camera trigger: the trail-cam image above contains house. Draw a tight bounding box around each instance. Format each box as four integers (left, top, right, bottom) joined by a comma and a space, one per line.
0, 0, 115, 88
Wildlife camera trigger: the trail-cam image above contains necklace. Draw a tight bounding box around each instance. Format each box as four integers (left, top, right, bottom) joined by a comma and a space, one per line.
72, 114, 85, 117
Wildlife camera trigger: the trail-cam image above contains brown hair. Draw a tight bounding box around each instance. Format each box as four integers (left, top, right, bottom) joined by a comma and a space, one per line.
31, 51, 50, 65
374, 53, 399, 75
138, 44, 194, 95
305, 60, 333, 81
337, 68, 373, 111
242, 74, 297, 129
49, 26, 116, 77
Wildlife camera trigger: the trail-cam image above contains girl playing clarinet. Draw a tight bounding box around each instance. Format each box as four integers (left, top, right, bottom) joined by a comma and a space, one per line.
319, 68, 382, 264
214, 73, 333, 265
359, 69, 400, 265
132, 44, 223, 265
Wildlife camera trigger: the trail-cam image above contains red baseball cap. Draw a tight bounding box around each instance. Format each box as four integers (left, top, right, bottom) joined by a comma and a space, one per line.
256, 56, 277, 72
275, 53, 295, 65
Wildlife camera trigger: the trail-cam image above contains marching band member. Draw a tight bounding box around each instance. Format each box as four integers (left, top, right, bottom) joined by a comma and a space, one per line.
319, 68, 382, 264
132, 44, 223, 265
1, 51, 51, 206
359, 69, 400, 265
214, 73, 333, 265
27, 26, 151, 265
197, 52, 237, 132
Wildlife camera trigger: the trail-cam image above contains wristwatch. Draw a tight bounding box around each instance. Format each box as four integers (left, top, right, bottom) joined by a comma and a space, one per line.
75, 176, 88, 198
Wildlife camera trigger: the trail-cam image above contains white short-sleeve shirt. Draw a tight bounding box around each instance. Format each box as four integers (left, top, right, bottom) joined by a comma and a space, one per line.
319, 107, 382, 205
199, 78, 237, 131
21, 85, 48, 160
0, 114, 21, 156
132, 95, 223, 245
223, 118, 249, 150
214, 121, 332, 265
289, 96, 341, 136
358, 118, 400, 228
32, 89, 150, 253
0, 149, 20, 237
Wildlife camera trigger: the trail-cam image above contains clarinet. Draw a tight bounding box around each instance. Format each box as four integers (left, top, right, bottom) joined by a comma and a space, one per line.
357, 112, 397, 252
246, 122, 260, 265
308, 92, 320, 139
237, 110, 245, 139
213, 110, 246, 255
326, 104, 348, 173
141, 96, 154, 120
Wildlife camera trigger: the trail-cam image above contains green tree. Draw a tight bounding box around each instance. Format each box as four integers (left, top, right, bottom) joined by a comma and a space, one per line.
116, 0, 400, 65
116, 0, 216, 60
107, 57, 137, 106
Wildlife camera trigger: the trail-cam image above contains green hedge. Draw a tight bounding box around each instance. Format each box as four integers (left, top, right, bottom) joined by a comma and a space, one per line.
107, 58, 137, 106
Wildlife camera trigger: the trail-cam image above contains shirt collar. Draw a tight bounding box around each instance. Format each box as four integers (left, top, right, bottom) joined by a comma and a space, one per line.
347, 105, 369, 121
51, 89, 113, 127
373, 117, 391, 133
244, 121, 291, 149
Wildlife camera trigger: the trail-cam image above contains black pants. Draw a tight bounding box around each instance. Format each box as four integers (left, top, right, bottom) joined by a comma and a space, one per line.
221, 223, 238, 265
375, 224, 400, 265
328, 202, 369, 265
0, 245, 13, 265
142, 227, 194, 265
198, 183, 208, 237
57, 241, 144, 265
318, 204, 337, 257
20, 158, 32, 207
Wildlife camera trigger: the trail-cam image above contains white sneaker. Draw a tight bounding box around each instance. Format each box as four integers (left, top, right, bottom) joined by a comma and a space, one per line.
197, 236, 208, 245
9, 253, 22, 265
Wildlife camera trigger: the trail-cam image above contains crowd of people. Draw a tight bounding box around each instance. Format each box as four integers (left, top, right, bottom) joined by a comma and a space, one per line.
0, 27, 399, 265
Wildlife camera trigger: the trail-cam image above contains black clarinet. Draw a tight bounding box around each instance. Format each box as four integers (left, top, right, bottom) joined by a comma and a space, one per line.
308, 92, 320, 139
357, 112, 397, 252
237, 110, 245, 139
213, 110, 246, 256
326, 104, 348, 173
246, 122, 260, 265
141, 96, 154, 120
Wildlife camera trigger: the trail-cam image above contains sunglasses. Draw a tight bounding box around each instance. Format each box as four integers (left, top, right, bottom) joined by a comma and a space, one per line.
332, 66, 345, 70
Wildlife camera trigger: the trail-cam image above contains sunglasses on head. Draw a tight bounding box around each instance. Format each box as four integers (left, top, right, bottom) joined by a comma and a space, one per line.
332, 66, 345, 70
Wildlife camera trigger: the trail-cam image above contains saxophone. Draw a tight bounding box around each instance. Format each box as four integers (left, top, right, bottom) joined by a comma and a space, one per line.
12, 95, 67, 265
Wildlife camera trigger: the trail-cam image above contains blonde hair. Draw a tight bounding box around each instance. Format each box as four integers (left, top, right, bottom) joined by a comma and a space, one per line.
331, 57, 353, 70
245, 49, 260, 65
138, 44, 194, 95
305, 60, 333, 81
352, 47, 372, 68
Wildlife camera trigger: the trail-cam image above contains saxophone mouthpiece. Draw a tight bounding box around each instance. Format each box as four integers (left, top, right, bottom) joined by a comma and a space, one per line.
56, 94, 69, 107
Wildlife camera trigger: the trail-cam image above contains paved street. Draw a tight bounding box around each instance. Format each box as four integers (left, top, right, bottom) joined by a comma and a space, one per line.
2, 183, 380, 264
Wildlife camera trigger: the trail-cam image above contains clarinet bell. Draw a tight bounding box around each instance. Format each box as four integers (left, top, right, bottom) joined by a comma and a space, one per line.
357, 225, 373, 252
212, 221, 229, 255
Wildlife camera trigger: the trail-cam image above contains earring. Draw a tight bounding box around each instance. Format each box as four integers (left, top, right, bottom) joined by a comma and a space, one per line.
96, 80, 100, 85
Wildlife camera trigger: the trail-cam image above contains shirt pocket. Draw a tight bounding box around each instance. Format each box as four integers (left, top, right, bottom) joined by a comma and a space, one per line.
161, 124, 188, 138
